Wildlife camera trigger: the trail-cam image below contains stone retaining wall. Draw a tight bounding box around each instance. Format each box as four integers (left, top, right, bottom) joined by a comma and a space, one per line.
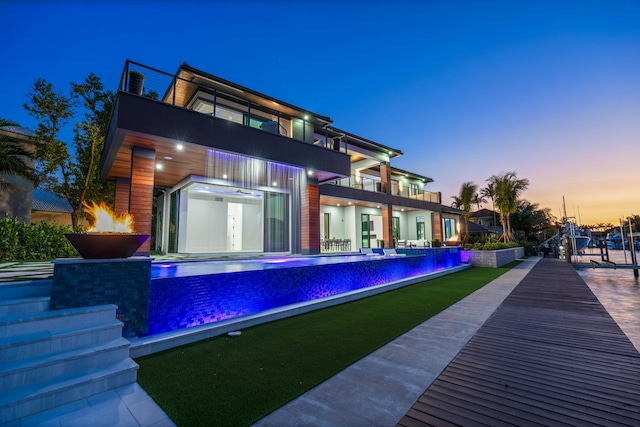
460, 247, 525, 268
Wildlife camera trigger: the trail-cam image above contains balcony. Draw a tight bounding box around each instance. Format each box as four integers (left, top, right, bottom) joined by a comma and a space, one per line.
119, 60, 340, 151
328, 175, 441, 203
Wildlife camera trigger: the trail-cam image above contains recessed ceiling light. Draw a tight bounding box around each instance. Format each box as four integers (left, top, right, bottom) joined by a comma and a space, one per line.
337, 203, 340, 207
401, 209, 405, 212
164, 156, 173, 160
223, 174, 228, 179
272, 181, 277, 186
176, 144, 184, 151
348, 202, 352, 205
307, 170, 313, 176
377, 205, 380, 208
156, 164, 163, 170
304, 114, 309, 120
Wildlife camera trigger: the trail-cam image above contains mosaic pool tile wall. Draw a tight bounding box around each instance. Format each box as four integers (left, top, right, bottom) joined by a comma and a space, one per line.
147, 247, 461, 336
51, 258, 151, 337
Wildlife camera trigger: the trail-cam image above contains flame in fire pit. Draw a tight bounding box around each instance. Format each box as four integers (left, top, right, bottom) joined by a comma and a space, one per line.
83, 201, 135, 233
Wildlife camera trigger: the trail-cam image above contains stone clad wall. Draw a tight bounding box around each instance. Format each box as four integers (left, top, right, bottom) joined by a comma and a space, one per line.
460, 247, 525, 268
51, 258, 151, 337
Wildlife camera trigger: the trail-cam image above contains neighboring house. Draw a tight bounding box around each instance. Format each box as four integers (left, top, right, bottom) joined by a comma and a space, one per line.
465, 221, 494, 239
99, 60, 462, 255
0, 126, 36, 223
469, 208, 503, 235
31, 189, 74, 226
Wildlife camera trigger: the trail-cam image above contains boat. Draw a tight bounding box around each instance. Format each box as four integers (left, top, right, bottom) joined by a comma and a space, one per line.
561, 197, 590, 255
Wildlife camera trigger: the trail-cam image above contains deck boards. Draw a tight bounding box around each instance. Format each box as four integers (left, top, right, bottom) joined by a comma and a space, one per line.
397, 258, 640, 426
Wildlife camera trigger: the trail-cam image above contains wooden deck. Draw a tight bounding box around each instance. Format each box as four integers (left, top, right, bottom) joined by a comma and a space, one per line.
397, 258, 640, 426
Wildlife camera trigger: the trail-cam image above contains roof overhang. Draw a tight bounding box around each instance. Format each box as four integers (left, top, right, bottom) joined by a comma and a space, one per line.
100, 92, 351, 187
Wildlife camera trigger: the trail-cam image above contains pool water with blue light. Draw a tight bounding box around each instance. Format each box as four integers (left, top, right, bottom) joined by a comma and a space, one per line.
147, 248, 462, 336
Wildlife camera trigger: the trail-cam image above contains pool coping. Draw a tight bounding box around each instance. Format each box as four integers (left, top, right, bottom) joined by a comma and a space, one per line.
128, 264, 471, 358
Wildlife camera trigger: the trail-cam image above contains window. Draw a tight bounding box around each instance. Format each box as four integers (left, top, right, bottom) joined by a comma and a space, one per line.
323, 213, 331, 239
393, 217, 400, 245
443, 218, 457, 241
416, 216, 425, 240
361, 214, 370, 248
215, 106, 243, 124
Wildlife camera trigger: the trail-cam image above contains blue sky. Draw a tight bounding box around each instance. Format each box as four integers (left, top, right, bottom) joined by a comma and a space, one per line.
2, 0, 639, 224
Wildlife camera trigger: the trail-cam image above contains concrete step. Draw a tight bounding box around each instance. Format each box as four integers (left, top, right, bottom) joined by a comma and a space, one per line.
1, 338, 131, 391
0, 279, 52, 299
0, 296, 50, 317
0, 319, 124, 362
0, 358, 138, 423
0, 304, 117, 338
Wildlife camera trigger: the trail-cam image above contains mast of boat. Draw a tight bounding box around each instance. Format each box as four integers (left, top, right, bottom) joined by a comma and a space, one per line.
619, 219, 628, 264
563, 197, 579, 262
628, 218, 638, 278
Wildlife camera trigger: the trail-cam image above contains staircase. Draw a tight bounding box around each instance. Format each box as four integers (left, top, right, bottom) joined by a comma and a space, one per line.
0, 280, 138, 424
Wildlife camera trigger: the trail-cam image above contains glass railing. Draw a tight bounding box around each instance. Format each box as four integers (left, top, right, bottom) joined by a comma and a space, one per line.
118, 60, 330, 147
328, 175, 441, 203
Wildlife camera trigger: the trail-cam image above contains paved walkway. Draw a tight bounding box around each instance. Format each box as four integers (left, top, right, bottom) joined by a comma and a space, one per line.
255, 258, 539, 426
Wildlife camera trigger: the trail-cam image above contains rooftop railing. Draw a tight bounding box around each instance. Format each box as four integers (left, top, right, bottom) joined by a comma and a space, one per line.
119, 60, 337, 148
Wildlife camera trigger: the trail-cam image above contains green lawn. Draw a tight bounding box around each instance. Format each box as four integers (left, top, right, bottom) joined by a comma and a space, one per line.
136, 264, 518, 426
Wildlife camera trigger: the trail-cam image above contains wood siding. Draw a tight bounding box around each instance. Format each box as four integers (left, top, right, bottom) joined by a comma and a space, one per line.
302, 183, 320, 254
129, 148, 155, 254
114, 177, 130, 214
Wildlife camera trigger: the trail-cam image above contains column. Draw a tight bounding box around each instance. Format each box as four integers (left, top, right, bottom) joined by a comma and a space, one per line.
301, 179, 320, 255
432, 212, 443, 244
382, 204, 394, 248
379, 162, 391, 194
130, 147, 155, 255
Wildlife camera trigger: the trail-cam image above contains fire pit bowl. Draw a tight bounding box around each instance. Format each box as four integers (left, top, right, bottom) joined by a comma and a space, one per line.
65, 233, 150, 259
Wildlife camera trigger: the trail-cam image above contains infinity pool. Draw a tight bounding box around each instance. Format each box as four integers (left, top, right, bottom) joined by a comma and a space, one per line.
147, 248, 462, 336
151, 254, 376, 278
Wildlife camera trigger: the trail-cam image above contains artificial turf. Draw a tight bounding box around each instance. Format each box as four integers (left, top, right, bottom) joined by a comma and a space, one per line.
136, 263, 519, 426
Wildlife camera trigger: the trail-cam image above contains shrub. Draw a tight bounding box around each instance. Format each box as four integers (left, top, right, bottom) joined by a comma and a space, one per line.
0, 215, 78, 261
463, 241, 520, 251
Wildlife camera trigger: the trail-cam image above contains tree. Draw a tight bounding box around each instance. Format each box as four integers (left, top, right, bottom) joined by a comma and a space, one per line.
0, 117, 35, 189
24, 75, 113, 228
487, 172, 529, 242
625, 215, 640, 233
451, 181, 477, 243
480, 182, 498, 227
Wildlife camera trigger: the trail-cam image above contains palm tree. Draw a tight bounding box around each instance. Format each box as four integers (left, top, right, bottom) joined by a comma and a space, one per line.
480, 182, 497, 228
452, 181, 477, 243
0, 117, 35, 189
487, 172, 529, 242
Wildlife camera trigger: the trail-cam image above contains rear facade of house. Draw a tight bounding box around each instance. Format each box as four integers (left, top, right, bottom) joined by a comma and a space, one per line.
99, 61, 461, 256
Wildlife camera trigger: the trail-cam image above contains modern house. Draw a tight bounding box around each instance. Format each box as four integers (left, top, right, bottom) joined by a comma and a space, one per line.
99, 61, 461, 256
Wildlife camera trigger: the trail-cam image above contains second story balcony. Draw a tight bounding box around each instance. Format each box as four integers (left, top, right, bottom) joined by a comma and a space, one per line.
328, 174, 441, 203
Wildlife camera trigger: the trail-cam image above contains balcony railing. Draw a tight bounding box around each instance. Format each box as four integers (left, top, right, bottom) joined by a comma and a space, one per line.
329, 175, 441, 203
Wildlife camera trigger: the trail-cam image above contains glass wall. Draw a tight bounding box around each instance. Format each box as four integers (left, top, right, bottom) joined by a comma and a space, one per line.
443, 217, 458, 241
170, 149, 304, 254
